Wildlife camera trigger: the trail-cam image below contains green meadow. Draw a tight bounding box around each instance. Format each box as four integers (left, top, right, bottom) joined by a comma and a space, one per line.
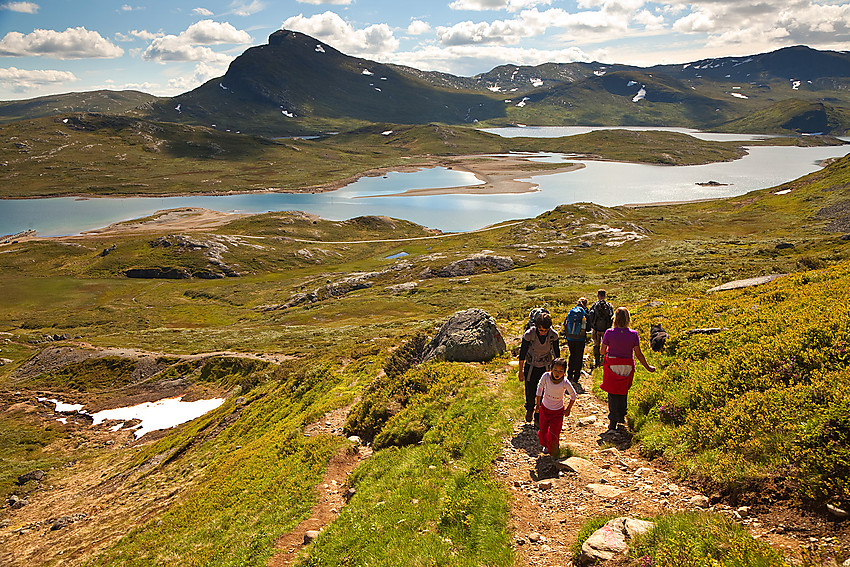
1, 138, 850, 565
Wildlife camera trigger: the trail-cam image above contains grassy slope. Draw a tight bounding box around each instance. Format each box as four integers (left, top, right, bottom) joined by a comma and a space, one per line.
1, 152, 850, 565
0, 90, 158, 124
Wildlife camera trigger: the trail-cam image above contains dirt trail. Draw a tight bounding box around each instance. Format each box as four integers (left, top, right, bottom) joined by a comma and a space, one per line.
496, 371, 835, 565
268, 402, 372, 567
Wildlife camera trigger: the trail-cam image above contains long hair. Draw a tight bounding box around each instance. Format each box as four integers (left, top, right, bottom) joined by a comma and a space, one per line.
613, 307, 630, 328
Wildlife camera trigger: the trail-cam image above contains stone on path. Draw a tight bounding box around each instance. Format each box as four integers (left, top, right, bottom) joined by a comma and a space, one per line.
587, 483, 624, 498
827, 503, 848, 519
580, 517, 655, 565
578, 416, 597, 426
556, 456, 609, 480
689, 495, 710, 508
304, 530, 320, 544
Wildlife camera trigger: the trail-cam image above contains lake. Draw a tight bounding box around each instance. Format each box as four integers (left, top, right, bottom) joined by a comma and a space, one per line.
1, 127, 848, 235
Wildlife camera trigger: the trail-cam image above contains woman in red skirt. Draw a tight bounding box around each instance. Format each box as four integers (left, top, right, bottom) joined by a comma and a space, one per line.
600, 307, 656, 431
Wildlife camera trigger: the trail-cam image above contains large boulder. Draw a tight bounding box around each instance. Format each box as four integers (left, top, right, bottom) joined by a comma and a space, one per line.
580, 517, 655, 565
424, 309, 506, 362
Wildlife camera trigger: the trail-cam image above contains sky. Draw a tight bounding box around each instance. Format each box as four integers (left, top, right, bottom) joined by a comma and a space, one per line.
1, 0, 849, 101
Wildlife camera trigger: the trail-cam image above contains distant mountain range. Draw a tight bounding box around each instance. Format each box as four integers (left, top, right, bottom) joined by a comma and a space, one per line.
3, 31, 850, 136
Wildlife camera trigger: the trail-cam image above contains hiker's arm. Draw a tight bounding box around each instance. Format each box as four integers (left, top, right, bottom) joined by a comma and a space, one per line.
535, 394, 542, 414
518, 339, 530, 381
634, 343, 656, 372
564, 381, 576, 416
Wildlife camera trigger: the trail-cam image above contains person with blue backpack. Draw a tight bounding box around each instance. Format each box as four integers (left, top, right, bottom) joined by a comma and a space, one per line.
563, 297, 590, 392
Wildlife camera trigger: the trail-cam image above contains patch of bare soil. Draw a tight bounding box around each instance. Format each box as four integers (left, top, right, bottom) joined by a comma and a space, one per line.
496, 373, 849, 566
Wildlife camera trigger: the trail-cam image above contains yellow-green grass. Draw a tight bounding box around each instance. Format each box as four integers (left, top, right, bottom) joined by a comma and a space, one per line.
301, 361, 515, 567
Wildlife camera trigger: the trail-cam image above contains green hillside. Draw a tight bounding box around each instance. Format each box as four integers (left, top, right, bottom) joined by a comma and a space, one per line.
0, 90, 158, 124
1, 150, 850, 565
717, 99, 850, 135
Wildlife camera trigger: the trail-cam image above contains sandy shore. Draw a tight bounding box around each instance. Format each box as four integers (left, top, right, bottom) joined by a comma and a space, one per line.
352, 155, 585, 197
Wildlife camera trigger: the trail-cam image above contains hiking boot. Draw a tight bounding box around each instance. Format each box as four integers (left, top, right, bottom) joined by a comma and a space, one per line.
533, 413, 540, 429
571, 380, 585, 394
525, 408, 533, 422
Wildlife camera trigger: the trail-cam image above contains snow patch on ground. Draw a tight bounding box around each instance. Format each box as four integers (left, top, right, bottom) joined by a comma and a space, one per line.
632, 87, 646, 102
730, 92, 749, 99
775, 189, 792, 195
41, 395, 226, 439
381, 130, 393, 136
174, 104, 181, 113
281, 109, 295, 118
792, 80, 801, 90
488, 85, 502, 92
361, 69, 373, 75
594, 70, 606, 76
627, 80, 638, 87
530, 78, 543, 87
516, 97, 530, 107
315, 44, 325, 53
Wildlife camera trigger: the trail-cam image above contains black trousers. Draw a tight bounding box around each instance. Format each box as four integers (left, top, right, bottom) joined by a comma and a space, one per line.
608, 393, 628, 428
567, 339, 584, 382
524, 365, 547, 411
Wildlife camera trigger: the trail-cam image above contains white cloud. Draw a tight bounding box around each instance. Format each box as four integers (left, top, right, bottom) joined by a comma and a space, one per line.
634, 9, 664, 31
283, 11, 399, 55
0, 66, 76, 92
182, 20, 252, 44
297, 0, 353, 4
0, 1, 38, 13
449, 0, 552, 11
142, 20, 251, 63
407, 20, 432, 35
230, 0, 265, 16
666, 0, 850, 47
389, 43, 596, 76
193, 7, 214, 16
0, 27, 124, 59
115, 30, 164, 42
167, 60, 228, 92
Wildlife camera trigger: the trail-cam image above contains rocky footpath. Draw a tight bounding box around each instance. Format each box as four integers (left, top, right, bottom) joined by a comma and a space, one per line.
495, 369, 847, 566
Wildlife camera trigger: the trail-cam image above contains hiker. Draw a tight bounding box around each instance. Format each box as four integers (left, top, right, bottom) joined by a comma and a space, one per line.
600, 307, 656, 432
518, 311, 560, 427
563, 297, 589, 392
589, 289, 614, 367
535, 358, 576, 457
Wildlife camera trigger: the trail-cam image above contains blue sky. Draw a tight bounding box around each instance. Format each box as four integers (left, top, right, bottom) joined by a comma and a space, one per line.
1, 0, 849, 101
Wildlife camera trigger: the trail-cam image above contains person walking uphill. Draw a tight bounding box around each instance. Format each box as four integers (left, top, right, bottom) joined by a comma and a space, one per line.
563, 297, 590, 393
519, 311, 560, 427
535, 358, 576, 457
589, 289, 614, 368
600, 307, 656, 432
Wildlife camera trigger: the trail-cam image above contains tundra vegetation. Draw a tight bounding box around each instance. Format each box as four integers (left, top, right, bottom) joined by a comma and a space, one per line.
1, 138, 850, 565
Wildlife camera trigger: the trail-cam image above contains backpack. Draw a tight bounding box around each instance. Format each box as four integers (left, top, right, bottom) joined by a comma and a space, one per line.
564, 306, 587, 337
590, 300, 613, 330
525, 307, 550, 331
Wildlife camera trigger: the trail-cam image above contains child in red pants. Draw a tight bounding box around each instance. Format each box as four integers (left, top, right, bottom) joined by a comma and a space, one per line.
535, 358, 576, 457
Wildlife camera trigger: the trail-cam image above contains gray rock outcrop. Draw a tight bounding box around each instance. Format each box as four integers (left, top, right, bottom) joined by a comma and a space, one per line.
17, 469, 45, 484
436, 252, 514, 277
424, 308, 506, 362
580, 517, 655, 565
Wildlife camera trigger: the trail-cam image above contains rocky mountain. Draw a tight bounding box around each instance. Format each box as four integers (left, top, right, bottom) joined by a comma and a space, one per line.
143, 30, 506, 136
4, 34, 850, 136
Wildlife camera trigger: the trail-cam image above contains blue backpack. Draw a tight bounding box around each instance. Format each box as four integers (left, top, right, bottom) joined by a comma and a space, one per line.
565, 306, 587, 337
